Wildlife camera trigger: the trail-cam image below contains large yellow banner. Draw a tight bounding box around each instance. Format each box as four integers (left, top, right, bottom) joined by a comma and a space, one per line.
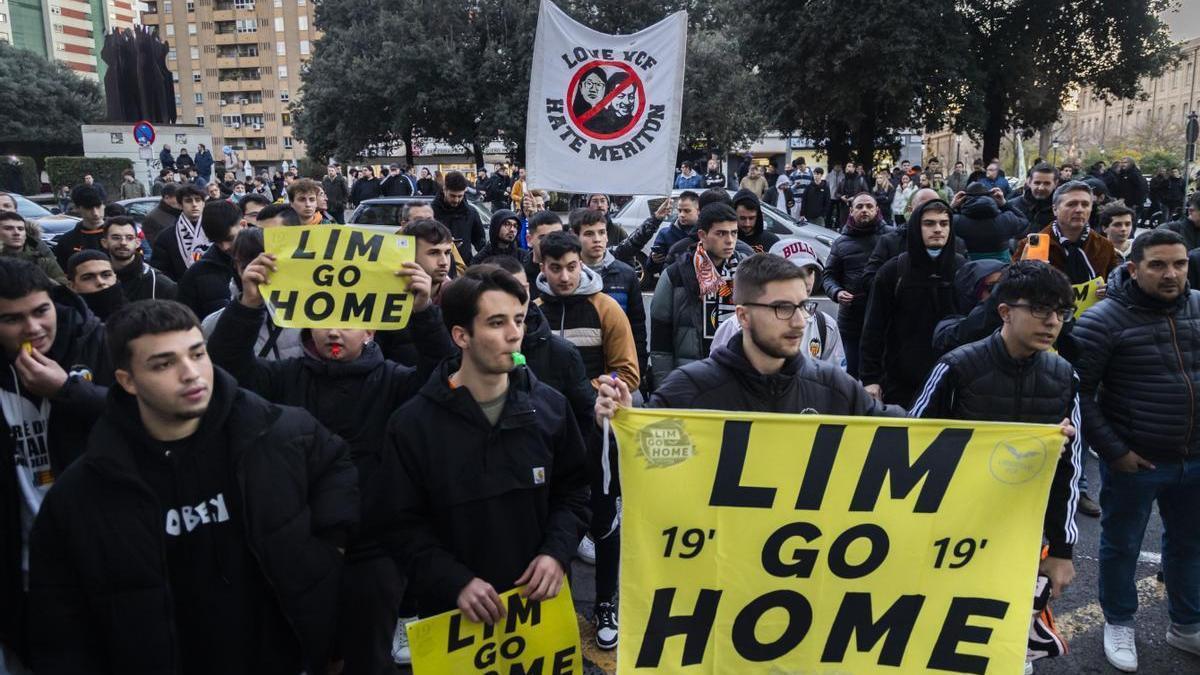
262, 225, 416, 329
406, 584, 583, 675
612, 408, 1063, 674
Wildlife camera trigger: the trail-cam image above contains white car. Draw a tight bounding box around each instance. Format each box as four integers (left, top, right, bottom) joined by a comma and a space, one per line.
611, 190, 834, 290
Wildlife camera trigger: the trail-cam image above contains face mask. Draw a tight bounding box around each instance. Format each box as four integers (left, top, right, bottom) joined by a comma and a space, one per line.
81, 283, 127, 321
925, 248, 943, 259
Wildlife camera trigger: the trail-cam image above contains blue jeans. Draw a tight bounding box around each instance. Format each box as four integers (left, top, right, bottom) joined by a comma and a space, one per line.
841, 331, 861, 380
1099, 456, 1200, 629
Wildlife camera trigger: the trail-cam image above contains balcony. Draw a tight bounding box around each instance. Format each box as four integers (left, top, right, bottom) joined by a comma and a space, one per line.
218, 78, 261, 92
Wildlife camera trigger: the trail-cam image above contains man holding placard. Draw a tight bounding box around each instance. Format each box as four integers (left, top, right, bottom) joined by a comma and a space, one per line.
208, 238, 453, 675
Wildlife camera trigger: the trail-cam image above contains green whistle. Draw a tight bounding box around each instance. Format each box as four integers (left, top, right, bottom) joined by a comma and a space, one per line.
511, 352, 526, 366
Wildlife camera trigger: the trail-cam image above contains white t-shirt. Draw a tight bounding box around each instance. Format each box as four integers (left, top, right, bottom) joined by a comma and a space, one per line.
709, 312, 846, 369
1, 374, 53, 576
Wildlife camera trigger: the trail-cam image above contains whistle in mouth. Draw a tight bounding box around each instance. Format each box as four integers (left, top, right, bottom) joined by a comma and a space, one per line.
511, 352, 526, 367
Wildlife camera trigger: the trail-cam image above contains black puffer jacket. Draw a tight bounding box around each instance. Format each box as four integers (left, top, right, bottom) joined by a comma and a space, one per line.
1070, 266, 1200, 462
952, 193, 1028, 258
208, 299, 455, 563
860, 201, 964, 406
387, 359, 591, 614
822, 217, 892, 333
0, 287, 112, 663
523, 303, 595, 431
28, 369, 359, 675
910, 331, 1082, 557
649, 332, 902, 416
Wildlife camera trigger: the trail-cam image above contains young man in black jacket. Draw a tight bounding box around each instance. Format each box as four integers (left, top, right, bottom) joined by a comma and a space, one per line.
101, 216, 178, 301
860, 199, 964, 407
209, 249, 449, 674
432, 171, 487, 262
177, 199, 245, 321
0, 260, 113, 671
822, 193, 891, 377
28, 300, 359, 675
386, 266, 590, 624
51, 185, 106, 271
151, 184, 209, 281
910, 262, 1081, 654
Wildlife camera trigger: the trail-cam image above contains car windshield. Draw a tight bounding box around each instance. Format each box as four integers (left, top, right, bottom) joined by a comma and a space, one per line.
352, 204, 404, 228
11, 194, 52, 219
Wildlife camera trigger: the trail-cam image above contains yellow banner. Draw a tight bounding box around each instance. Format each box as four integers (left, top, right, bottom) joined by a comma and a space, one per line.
406, 584, 583, 675
612, 409, 1063, 675
1072, 276, 1104, 315
262, 225, 416, 329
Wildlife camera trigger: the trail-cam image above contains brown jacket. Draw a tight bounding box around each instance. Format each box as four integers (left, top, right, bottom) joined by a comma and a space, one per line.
1014, 224, 1120, 284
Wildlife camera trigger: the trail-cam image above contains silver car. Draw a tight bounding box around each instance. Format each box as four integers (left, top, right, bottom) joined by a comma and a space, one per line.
6, 193, 80, 244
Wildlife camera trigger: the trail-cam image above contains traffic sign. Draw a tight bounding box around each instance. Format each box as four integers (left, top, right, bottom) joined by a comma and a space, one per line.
133, 120, 156, 147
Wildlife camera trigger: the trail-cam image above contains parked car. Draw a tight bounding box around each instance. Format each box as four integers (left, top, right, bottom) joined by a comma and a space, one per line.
348, 197, 492, 231
6, 193, 80, 245
115, 197, 163, 228
612, 190, 834, 290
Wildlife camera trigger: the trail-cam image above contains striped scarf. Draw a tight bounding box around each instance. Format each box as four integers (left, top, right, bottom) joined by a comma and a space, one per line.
693, 241, 735, 298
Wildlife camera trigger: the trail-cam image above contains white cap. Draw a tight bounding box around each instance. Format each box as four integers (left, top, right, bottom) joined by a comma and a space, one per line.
768, 238, 823, 272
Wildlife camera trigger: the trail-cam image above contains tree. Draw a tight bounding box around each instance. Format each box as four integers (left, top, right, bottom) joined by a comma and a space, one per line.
0, 41, 104, 158
951, 0, 1179, 163
296, 0, 768, 167
742, 0, 969, 172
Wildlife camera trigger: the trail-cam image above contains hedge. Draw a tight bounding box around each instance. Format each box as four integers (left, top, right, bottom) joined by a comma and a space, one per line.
295, 157, 326, 179
0, 156, 39, 195
45, 157, 133, 201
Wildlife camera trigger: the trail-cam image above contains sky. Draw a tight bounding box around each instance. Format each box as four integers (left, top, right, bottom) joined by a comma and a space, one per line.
1166, 2, 1200, 41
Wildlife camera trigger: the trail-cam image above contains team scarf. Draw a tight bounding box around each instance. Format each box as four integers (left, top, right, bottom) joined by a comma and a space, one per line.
693, 241, 737, 298
175, 211, 210, 268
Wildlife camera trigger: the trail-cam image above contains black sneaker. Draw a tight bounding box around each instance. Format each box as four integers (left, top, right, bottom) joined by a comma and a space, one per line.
594, 602, 618, 650
1078, 493, 1101, 517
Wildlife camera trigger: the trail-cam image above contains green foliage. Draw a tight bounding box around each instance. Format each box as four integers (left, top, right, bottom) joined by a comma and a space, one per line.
295, 157, 326, 179
0, 41, 104, 155
950, 0, 1179, 161
296, 0, 769, 166
742, 0, 969, 170
45, 157, 133, 199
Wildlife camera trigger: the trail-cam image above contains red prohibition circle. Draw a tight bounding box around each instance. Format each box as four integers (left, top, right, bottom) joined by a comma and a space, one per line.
566, 60, 647, 141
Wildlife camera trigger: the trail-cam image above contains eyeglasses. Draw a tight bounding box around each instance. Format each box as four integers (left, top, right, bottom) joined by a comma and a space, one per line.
1006, 303, 1076, 322
742, 301, 819, 321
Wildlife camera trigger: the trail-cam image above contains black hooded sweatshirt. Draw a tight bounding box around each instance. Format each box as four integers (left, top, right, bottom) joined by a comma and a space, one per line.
731, 188, 780, 253
470, 208, 532, 266
860, 200, 964, 406
28, 368, 358, 675
522, 303, 596, 431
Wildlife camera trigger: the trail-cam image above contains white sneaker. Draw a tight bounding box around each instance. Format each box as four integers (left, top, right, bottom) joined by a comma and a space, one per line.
594, 601, 618, 650
577, 535, 596, 565
1104, 623, 1138, 672
1166, 624, 1200, 656
391, 615, 417, 665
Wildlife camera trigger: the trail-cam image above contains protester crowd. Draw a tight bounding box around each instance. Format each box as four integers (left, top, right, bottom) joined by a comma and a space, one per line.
1, 152, 1199, 675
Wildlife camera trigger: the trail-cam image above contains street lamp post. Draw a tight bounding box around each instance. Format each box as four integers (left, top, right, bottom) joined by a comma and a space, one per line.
1185, 111, 1198, 196
1052, 138, 1061, 166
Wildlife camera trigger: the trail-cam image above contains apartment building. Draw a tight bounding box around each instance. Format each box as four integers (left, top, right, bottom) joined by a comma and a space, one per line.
140, 0, 316, 164
0, 0, 137, 79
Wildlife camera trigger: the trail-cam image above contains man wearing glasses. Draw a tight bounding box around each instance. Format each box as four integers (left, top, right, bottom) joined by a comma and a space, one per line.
598, 252, 900, 416
100, 216, 178, 301
909, 260, 1083, 672
710, 238, 845, 369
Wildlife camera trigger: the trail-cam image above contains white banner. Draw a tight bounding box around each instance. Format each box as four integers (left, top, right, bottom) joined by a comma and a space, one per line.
525, 0, 687, 196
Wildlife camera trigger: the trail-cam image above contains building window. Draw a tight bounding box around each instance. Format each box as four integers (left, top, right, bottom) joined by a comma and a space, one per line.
274, 16, 283, 32
281, 112, 291, 125
280, 90, 289, 102
164, 1, 173, 13
236, 19, 257, 33
168, 48, 177, 60
187, 1, 195, 11
300, 40, 309, 55
194, 93, 204, 104
196, 115, 204, 126
274, 0, 281, 6
298, 16, 308, 31
192, 70, 201, 82
283, 137, 293, 149
166, 24, 175, 36
190, 46, 199, 59
276, 41, 285, 56
278, 65, 287, 79
235, 0, 255, 8
188, 23, 196, 35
